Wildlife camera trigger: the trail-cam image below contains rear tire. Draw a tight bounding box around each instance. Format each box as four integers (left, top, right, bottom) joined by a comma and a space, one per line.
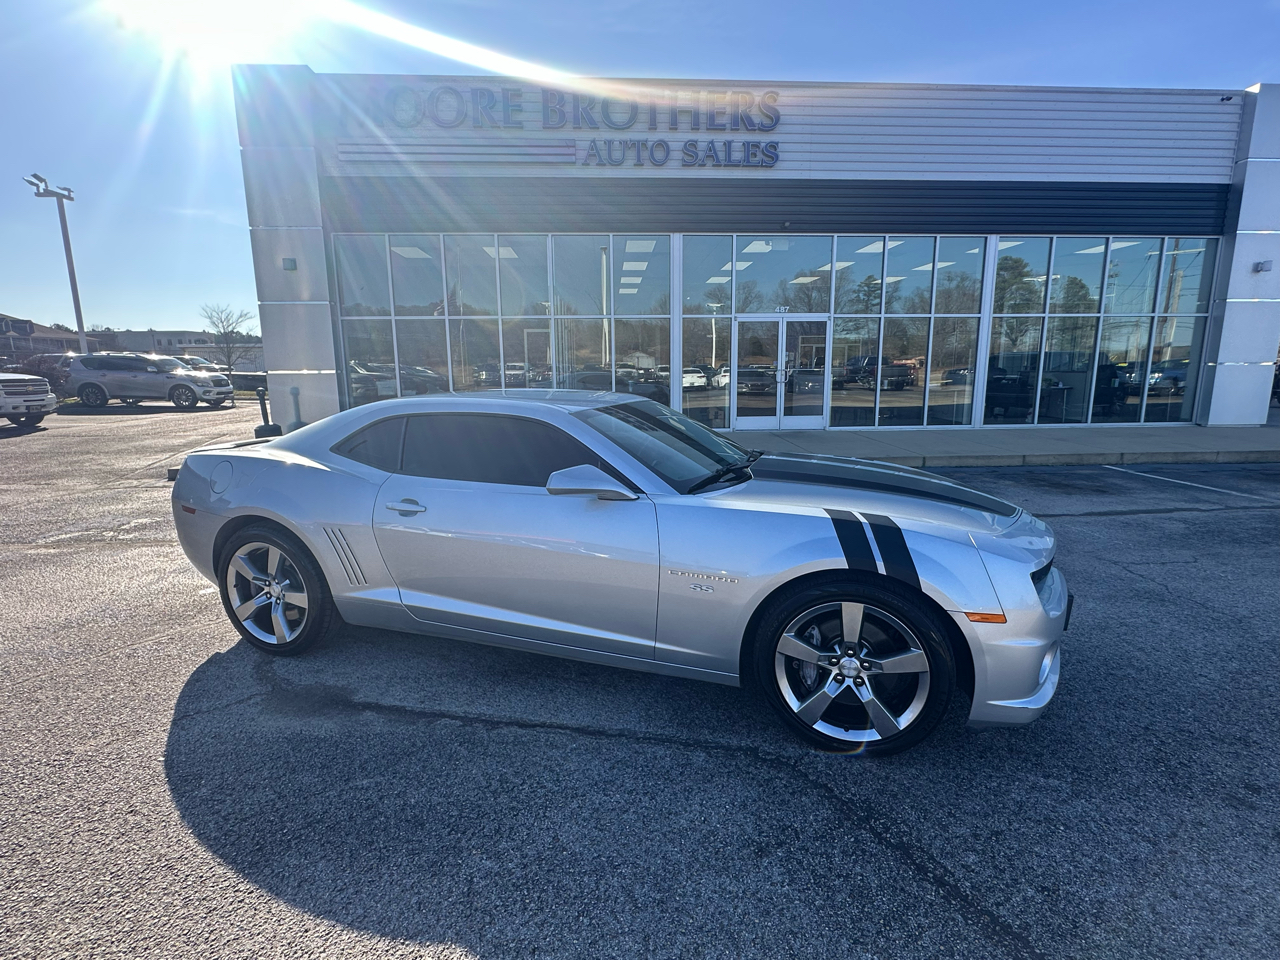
171, 385, 198, 409
751, 577, 955, 755
78, 383, 108, 408
217, 524, 340, 656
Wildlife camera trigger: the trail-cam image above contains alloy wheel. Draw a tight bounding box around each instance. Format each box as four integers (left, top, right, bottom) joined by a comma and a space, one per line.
774, 600, 931, 744
224, 541, 310, 644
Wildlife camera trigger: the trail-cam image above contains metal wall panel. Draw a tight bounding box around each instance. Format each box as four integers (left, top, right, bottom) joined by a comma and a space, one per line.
311, 74, 1244, 184
319, 176, 1229, 237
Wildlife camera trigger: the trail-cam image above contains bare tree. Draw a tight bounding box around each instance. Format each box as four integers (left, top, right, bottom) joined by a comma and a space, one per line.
200, 304, 258, 369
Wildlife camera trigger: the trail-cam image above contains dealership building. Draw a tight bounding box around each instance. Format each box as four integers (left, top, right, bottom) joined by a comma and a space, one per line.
232, 66, 1278, 433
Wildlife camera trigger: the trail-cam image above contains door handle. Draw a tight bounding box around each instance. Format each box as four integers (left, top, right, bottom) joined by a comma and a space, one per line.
384, 499, 427, 515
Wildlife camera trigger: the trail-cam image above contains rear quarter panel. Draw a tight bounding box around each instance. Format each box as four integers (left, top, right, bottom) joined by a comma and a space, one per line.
172, 447, 394, 601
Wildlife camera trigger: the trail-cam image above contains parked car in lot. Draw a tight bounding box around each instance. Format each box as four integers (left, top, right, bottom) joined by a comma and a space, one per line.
682, 367, 709, 390
65, 353, 234, 409
1, 372, 58, 427
173, 392, 1068, 755
177, 355, 233, 374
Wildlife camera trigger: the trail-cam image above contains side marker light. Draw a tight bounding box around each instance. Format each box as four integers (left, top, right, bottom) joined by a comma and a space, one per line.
965, 612, 1007, 623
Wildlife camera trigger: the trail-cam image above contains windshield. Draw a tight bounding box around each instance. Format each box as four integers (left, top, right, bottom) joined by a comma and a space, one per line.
575, 399, 752, 494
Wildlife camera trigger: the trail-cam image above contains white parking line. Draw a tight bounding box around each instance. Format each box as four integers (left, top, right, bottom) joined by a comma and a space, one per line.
1102, 465, 1280, 502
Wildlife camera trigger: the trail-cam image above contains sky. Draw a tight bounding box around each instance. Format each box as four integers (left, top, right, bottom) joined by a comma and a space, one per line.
2, 0, 1279, 336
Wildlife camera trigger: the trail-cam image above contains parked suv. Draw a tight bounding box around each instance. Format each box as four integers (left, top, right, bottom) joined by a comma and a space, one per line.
65, 353, 233, 409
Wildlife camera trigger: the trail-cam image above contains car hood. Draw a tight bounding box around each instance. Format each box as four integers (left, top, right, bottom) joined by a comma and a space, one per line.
708, 453, 1022, 535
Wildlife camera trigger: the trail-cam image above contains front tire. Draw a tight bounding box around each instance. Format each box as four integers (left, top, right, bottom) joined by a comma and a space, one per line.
205, 398, 226, 407
171, 385, 198, 409
6, 414, 45, 428
217, 524, 340, 656
752, 578, 955, 755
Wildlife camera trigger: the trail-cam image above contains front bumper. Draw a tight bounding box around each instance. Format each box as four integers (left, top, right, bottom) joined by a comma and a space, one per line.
197, 385, 234, 400
962, 564, 1070, 729
3, 393, 58, 415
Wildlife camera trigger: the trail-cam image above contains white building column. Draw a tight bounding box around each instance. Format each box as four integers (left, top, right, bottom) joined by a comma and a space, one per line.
232, 64, 340, 430
1204, 83, 1280, 425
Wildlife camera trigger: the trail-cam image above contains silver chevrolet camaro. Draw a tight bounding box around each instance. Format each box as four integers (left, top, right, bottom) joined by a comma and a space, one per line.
172, 392, 1069, 754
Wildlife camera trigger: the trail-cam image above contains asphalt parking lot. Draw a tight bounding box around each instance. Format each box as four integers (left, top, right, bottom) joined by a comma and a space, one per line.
2, 403, 1277, 960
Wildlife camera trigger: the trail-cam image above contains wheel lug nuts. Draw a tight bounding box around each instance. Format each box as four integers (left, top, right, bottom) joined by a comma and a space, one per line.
854, 677, 864, 686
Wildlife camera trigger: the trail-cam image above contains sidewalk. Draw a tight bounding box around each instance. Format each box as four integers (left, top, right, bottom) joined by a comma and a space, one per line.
724, 405, 1280, 467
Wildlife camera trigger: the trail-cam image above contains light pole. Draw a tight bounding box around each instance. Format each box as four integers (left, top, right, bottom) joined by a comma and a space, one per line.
23, 174, 88, 355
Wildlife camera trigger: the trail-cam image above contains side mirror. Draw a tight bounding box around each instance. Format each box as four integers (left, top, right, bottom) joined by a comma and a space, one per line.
546, 464, 638, 501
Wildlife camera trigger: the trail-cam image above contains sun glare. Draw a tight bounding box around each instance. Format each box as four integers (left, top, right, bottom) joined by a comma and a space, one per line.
103, 0, 316, 69
103, 0, 578, 85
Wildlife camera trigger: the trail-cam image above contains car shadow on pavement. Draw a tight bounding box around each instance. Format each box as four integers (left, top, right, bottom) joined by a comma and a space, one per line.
55, 402, 238, 416
163, 625, 1038, 958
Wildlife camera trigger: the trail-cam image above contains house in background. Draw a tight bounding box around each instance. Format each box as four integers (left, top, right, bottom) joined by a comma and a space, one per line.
0, 314, 99, 360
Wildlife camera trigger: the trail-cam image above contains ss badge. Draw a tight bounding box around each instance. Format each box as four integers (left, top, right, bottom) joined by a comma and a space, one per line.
689, 583, 714, 593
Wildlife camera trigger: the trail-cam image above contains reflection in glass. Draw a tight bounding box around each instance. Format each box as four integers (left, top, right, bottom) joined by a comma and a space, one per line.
682, 316, 730, 427
934, 238, 985, 314
884, 237, 935, 314
985, 316, 1043, 424
830, 317, 879, 427
927, 317, 978, 425
682, 236, 733, 316
733, 236, 833, 313
498, 235, 550, 316
783, 319, 827, 419
615, 317, 671, 405
1093, 317, 1151, 422
1049, 238, 1105, 313
555, 317, 611, 390
501, 318, 552, 388
992, 237, 1050, 314
444, 235, 498, 316
613, 236, 671, 316
335, 235, 391, 317
395, 318, 450, 395
1039, 316, 1098, 423
833, 237, 884, 314
342, 318, 396, 406
449, 317, 501, 390
554, 235, 610, 316
878, 316, 927, 426
1145, 316, 1206, 422
389, 235, 444, 316
1104, 238, 1161, 314
735, 320, 780, 419
1160, 239, 1218, 314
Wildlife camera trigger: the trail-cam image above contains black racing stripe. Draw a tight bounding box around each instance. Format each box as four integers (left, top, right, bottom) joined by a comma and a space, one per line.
824, 508, 878, 575
864, 514, 920, 590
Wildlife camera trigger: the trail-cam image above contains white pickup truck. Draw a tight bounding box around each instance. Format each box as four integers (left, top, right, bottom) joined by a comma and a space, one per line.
1, 373, 58, 428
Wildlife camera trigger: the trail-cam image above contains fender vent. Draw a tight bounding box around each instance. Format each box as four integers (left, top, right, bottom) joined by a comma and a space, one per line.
323, 527, 367, 586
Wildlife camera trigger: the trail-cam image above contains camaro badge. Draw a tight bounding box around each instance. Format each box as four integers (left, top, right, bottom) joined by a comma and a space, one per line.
667, 569, 739, 584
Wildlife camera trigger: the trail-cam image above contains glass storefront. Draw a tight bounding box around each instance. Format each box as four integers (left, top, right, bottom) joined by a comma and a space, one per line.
334, 232, 1218, 429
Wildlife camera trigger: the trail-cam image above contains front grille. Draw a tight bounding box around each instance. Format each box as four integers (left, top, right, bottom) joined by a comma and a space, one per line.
1, 379, 50, 397
210, 376, 230, 387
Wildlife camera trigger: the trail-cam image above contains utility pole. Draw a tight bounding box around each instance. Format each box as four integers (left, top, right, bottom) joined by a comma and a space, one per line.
24, 174, 88, 355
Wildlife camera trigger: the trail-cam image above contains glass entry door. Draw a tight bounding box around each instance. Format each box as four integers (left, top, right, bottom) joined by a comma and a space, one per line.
732, 315, 830, 430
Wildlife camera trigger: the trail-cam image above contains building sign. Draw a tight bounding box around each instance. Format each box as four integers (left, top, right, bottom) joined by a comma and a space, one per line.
379, 84, 782, 169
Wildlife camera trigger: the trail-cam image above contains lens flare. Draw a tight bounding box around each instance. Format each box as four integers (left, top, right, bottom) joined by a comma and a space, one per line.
103, 0, 579, 84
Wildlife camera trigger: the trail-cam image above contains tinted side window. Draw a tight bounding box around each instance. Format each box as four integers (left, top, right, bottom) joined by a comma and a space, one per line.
401, 414, 604, 486
78, 356, 101, 371
332, 417, 405, 472
122, 357, 153, 372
